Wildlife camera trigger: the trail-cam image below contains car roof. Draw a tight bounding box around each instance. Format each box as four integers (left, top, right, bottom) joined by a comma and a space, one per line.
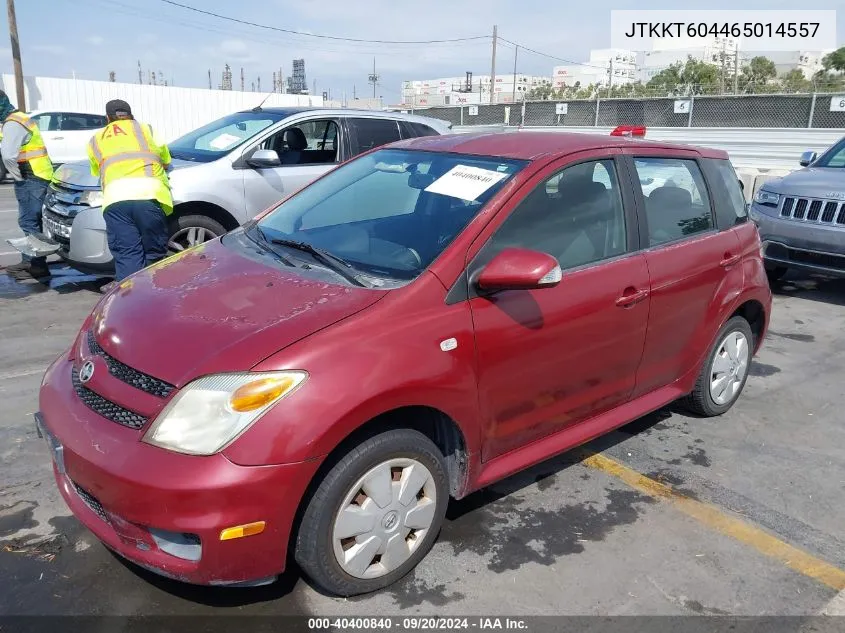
239, 107, 451, 129
388, 130, 728, 161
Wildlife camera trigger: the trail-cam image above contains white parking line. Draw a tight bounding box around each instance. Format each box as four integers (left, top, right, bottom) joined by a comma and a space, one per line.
821, 588, 845, 615
0, 367, 45, 381
0, 209, 20, 214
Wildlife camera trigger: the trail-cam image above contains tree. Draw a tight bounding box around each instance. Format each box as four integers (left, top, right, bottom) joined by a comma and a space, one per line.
526, 84, 555, 101
646, 57, 720, 95
739, 56, 777, 92
821, 47, 845, 72
780, 69, 811, 93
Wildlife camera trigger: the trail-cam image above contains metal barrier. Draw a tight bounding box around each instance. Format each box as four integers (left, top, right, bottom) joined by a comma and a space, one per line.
413, 92, 845, 130
448, 125, 845, 173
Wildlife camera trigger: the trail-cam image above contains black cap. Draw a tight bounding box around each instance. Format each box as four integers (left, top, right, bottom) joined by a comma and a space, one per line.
105, 99, 132, 118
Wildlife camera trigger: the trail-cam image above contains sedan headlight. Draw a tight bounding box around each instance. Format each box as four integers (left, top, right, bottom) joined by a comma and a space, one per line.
143, 371, 307, 455
80, 189, 104, 207
753, 189, 780, 207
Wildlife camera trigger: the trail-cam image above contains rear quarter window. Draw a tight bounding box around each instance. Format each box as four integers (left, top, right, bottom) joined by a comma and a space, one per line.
701, 158, 749, 229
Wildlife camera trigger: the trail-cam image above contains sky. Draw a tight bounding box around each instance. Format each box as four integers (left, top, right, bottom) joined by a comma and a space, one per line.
0, 0, 843, 104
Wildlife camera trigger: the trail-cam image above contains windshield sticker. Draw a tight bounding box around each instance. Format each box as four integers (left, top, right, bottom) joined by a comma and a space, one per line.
208, 133, 242, 150
424, 165, 508, 201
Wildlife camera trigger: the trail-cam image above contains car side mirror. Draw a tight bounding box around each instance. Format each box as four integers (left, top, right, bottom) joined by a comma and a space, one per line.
799, 150, 817, 167
476, 248, 562, 292
247, 149, 282, 168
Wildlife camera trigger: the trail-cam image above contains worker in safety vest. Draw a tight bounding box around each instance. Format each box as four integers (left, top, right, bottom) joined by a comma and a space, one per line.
0, 90, 54, 281
87, 99, 172, 292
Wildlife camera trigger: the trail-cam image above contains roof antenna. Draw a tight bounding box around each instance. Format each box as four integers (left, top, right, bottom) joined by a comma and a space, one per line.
252, 89, 275, 112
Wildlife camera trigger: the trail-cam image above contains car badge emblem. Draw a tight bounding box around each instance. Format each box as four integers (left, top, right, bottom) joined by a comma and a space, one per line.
79, 361, 95, 384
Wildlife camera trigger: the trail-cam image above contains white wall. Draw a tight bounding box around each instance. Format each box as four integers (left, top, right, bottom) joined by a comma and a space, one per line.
0, 74, 322, 142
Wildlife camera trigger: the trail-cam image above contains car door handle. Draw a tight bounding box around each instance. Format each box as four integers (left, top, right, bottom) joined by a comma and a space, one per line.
615, 287, 649, 307
720, 253, 741, 268
53, 136, 64, 140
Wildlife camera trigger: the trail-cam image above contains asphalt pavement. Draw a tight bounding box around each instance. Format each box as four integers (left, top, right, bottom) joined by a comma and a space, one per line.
1, 180, 844, 621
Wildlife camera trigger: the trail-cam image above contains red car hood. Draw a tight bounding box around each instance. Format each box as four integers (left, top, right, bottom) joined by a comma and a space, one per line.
87, 239, 385, 387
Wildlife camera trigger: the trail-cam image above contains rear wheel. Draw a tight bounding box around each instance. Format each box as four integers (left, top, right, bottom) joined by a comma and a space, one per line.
295, 429, 449, 596
682, 316, 753, 417
167, 215, 226, 254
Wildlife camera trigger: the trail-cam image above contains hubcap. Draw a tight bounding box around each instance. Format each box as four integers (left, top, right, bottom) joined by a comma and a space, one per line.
167, 226, 215, 254
709, 330, 750, 405
332, 458, 437, 579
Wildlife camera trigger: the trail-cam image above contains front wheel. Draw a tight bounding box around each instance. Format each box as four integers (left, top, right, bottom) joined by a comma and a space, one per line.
167, 214, 226, 255
682, 316, 754, 417
295, 429, 449, 596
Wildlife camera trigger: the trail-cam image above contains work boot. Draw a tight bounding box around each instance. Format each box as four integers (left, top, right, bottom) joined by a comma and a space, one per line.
5, 262, 51, 281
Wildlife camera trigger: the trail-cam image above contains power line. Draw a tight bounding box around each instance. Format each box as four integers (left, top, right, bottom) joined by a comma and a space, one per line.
159, 0, 489, 44
497, 36, 607, 70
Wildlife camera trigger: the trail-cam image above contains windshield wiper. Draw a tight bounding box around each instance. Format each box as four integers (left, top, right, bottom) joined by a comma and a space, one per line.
270, 238, 367, 287
248, 225, 295, 267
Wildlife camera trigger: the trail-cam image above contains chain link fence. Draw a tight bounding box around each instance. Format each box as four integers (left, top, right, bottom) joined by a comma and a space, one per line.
411, 91, 845, 130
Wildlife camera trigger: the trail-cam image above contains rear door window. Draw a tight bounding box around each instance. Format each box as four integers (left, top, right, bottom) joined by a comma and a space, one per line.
348, 118, 401, 155
632, 157, 714, 247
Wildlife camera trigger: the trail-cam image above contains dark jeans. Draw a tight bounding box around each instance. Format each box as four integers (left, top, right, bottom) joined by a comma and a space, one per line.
104, 200, 169, 281
14, 176, 50, 267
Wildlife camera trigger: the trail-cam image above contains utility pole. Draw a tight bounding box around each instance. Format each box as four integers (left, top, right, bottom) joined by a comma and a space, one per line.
607, 58, 613, 94
313, 78, 316, 96
257, 76, 261, 92
368, 57, 380, 99
207, 69, 212, 89
241, 67, 244, 91
6, 0, 25, 110
733, 45, 739, 94
489, 25, 497, 104
719, 41, 726, 94
108, 71, 116, 82
138, 60, 142, 84
511, 44, 518, 103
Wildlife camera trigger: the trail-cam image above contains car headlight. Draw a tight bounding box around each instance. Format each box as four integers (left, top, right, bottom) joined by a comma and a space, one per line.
143, 371, 307, 455
80, 189, 104, 207
753, 190, 780, 207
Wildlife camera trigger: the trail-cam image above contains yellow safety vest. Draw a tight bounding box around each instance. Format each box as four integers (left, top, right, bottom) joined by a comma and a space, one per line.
4, 112, 54, 181
87, 119, 173, 215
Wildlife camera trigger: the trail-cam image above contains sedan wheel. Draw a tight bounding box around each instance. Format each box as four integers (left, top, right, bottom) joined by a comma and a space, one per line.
295, 428, 449, 596
682, 316, 754, 417
168, 226, 213, 253
709, 331, 750, 406
332, 458, 438, 579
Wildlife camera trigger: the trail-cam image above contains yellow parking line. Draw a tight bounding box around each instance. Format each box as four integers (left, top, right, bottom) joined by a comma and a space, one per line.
582, 452, 845, 591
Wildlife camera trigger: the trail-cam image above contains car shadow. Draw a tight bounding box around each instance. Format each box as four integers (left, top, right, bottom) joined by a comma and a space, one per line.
770, 271, 845, 307
0, 265, 109, 298
108, 549, 305, 609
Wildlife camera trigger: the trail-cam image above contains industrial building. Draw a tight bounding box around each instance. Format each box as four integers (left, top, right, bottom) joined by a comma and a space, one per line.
400, 72, 551, 106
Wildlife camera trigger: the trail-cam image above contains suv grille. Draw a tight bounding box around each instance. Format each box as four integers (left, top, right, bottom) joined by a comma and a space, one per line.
87, 330, 175, 398
781, 197, 845, 225
72, 366, 148, 430
42, 207, 73, 244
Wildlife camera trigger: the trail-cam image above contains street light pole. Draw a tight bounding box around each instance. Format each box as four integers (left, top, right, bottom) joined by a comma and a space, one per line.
6, 0, 25, 110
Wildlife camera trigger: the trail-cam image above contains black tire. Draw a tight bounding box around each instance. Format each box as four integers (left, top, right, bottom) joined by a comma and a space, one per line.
765, 266, 788, 283
295, 429, 449, 597
682, 316, 754, 417
166, 214, 226, 254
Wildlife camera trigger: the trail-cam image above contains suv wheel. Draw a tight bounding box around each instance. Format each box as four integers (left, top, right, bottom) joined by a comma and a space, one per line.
167, 215, 226, 254
682, 316, 754, 417
295, 429, 449, 596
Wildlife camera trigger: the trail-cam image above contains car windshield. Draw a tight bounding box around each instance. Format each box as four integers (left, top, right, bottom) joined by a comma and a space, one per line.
253, 148, 527, 283
814, 138, 845, 168
168, 110, 287, 162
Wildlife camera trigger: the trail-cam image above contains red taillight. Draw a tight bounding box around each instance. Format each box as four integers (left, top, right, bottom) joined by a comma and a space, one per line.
610, 125, 646, 138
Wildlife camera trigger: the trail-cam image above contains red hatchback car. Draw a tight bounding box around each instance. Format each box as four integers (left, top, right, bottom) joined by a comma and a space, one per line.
37, 131, 771, 596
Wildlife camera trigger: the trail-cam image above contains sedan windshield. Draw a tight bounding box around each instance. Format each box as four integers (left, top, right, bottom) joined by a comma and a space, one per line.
254, 148, 527, 283
168, 110, 287, 162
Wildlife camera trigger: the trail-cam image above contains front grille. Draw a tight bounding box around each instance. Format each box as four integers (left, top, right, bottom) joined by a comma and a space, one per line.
73, 483, 110, 524
42, 208, 72, 243
788, 249, 845, 272
780, 196, 845, 225
87, 331, 174, 398
72, 367, 148, 430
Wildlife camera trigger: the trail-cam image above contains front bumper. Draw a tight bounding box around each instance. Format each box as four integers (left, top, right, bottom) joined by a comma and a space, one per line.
38, 353, 320, 586
43, 190, 115, 272
751, 204, 845, 277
